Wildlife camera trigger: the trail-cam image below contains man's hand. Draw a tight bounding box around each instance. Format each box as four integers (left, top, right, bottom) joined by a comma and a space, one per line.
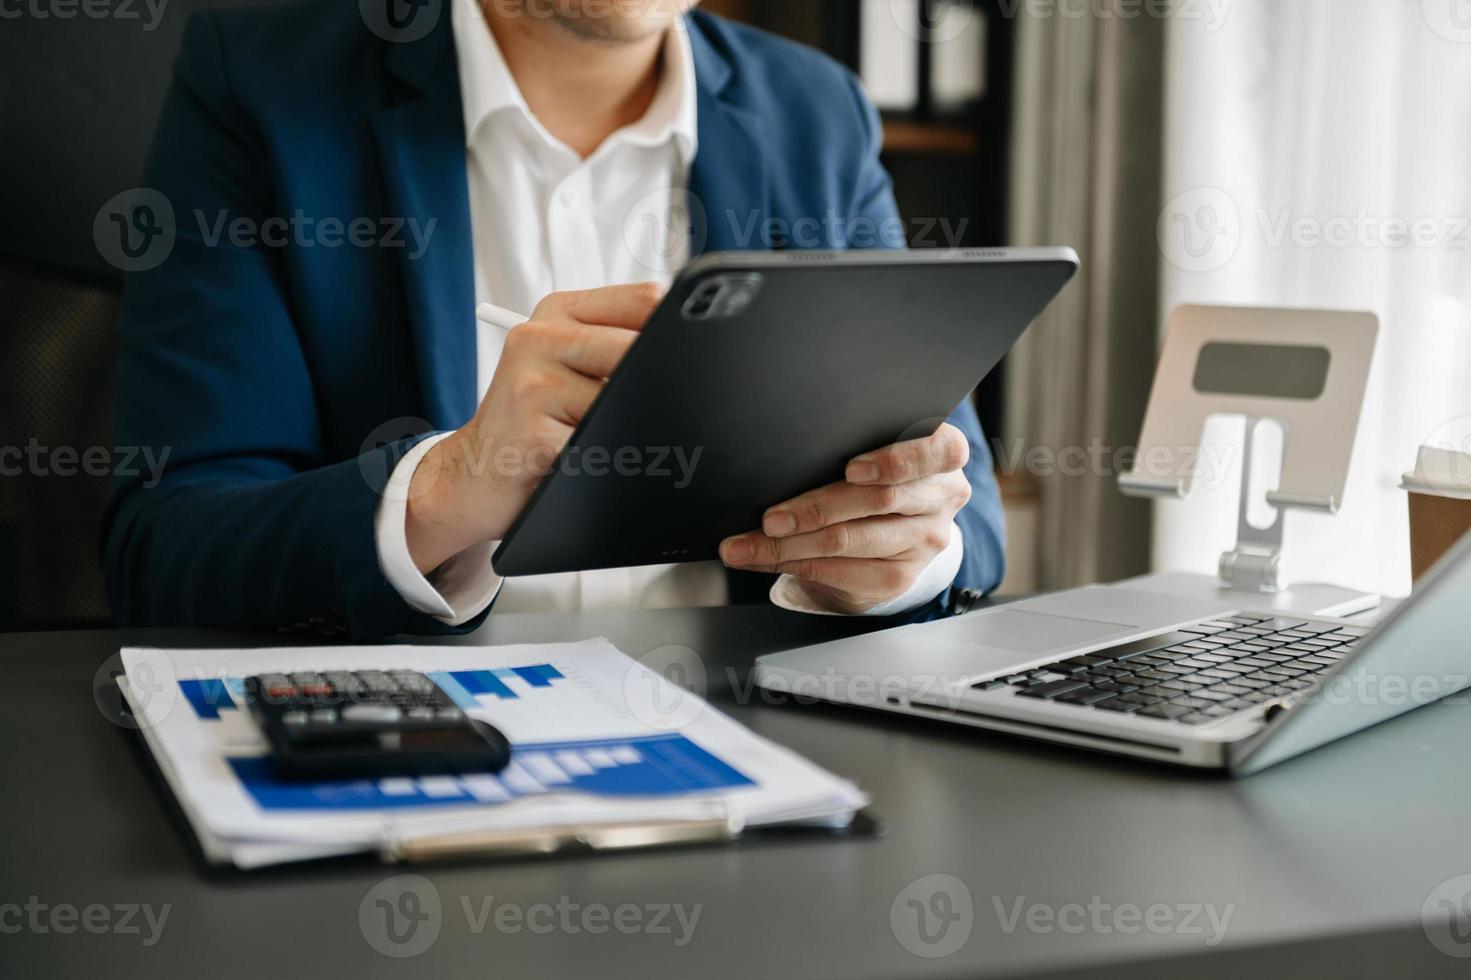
403, 283, 664, 574
719, 423, 973, 614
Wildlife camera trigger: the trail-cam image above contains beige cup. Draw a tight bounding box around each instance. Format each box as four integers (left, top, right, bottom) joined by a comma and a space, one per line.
1401, 445, 1471, 582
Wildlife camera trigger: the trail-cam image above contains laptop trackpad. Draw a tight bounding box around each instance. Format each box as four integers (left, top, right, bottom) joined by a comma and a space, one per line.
956, 608, 1137, 655
812, 608, 1140, 683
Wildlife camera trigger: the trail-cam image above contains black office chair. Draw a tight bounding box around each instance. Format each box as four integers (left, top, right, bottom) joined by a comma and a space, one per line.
0, 1, 276, 629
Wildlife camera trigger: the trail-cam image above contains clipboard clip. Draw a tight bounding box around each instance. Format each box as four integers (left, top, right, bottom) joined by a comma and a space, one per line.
381, 811, 744, 865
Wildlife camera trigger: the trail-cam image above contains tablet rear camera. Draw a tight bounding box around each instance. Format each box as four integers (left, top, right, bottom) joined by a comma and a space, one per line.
682, 274, 763, 321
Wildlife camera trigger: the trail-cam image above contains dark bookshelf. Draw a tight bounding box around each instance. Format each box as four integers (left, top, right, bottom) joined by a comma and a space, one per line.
701, 0, 1016, 439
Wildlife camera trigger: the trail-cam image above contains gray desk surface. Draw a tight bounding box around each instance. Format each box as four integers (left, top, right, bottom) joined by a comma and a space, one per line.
3, 605, 1469, 979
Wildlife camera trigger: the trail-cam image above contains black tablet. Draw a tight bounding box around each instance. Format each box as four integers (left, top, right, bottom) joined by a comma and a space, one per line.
491, 248, 1078, 576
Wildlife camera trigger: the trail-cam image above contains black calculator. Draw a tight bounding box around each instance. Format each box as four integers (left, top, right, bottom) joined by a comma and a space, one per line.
244, 670, 512, 780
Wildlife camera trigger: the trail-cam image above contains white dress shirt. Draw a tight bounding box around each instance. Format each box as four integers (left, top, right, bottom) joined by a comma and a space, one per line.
373, 0, 962, 624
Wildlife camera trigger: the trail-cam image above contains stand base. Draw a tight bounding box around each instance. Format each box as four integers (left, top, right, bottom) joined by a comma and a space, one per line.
1111, 571, 1383, 622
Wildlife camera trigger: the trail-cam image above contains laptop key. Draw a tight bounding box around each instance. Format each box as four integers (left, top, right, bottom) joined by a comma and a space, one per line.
1066, 631, 1214, 664
1213, 663, 1257, 675
1055, 689, 1119, 706
1177, 712, 1218, 726
1137, 703, 1191, 719
1119, 691, 1164, 705
1168, 696, 1212, 710
1094, 699, 1144, 713
1016, 679, 1089, 699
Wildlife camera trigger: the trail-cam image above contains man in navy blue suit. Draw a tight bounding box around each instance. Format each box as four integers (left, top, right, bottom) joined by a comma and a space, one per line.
102, 0, 1006, 637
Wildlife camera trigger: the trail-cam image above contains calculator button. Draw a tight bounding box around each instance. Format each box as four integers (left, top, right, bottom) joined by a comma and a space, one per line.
390, 671, 435, 695
323, 672, 361, 696
435, 708, 464, 722
406, 707, 435, 722
291, 673, 332, 699
341, 704, 402, 724
356, 671, 396, 695
281, 710, 309, 726
309, 708, 337, 725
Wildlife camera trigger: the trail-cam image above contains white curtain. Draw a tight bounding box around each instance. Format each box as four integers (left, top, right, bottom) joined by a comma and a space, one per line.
1155, 0, 1471, 598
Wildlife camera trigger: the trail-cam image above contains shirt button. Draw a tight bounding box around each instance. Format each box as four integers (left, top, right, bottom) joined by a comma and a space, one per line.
560, 187, 579, 207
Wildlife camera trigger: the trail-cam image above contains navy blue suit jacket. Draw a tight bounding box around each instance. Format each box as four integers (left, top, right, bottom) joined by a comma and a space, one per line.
101, 4, 1005, 638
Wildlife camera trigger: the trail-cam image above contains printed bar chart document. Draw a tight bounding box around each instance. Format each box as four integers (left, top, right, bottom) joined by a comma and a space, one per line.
118, 639, 868, 868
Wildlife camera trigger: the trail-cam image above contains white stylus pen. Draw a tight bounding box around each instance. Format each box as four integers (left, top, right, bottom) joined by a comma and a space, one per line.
475, 303, 530, 331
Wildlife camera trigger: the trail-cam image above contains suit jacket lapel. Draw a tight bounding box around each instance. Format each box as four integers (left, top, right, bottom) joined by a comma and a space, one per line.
369, 13, 766, 434
372, 22, 478, 431
687, 18, 771, 255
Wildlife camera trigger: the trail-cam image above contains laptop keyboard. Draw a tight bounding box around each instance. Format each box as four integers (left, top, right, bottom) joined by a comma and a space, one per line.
973, 613, 1370, 727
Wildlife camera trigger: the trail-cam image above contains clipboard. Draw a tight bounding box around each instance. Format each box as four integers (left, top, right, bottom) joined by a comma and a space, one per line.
381, 808, 887, 865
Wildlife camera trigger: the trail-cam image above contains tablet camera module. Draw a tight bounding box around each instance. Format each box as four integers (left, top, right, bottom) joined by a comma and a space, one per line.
681, 273, 763, 321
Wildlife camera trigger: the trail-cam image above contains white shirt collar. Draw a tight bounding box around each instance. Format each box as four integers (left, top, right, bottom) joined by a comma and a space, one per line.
451, 0, 698, 162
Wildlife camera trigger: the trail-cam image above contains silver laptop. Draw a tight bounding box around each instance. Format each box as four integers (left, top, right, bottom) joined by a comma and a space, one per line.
754, 533, 1471, 775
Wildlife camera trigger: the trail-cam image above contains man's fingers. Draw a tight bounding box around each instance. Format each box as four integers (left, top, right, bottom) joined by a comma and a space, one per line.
731, 556, 919, 600
761, 476, 962, 537
537, 369, 604, 426
846, 422, 970, 486
721, 515, 945, 567
508, 320, 639, 380
531, 282, 666, 330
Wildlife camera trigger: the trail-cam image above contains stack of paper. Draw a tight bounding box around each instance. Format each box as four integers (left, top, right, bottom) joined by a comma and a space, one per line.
118, 639, 868, 868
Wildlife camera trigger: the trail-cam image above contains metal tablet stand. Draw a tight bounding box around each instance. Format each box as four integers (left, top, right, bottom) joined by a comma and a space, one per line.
1116, 305, 1383, 618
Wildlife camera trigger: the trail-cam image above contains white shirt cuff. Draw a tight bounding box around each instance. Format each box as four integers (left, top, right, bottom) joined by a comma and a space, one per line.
768, 521, 965, 617
373, 432, 504, 626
